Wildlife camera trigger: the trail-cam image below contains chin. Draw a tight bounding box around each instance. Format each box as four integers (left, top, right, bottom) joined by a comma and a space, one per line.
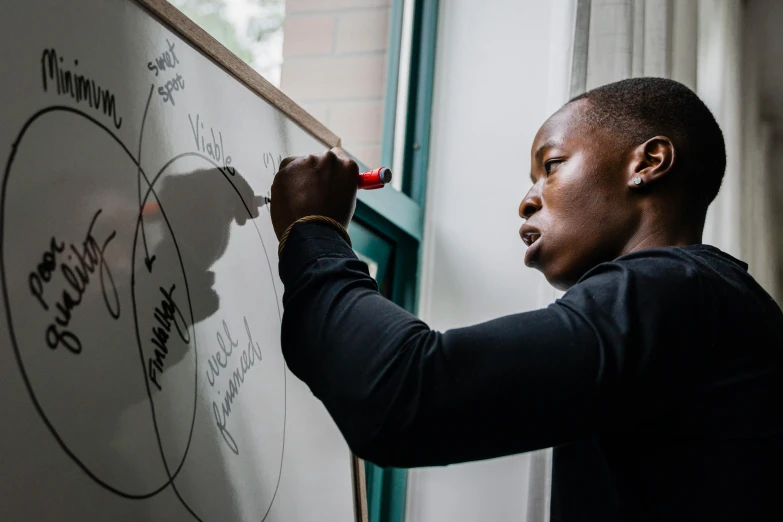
540, 264, 581, 292
549, 278, 573, 292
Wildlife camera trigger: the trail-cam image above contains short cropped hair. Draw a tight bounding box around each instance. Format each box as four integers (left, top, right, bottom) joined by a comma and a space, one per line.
570, 77, 726, 208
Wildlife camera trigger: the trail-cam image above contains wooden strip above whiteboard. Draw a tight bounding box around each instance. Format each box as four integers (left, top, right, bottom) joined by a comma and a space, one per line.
135, 0, 341, 149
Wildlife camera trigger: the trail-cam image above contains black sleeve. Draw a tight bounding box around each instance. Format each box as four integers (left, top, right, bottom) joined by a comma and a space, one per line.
278, 222, 701, 468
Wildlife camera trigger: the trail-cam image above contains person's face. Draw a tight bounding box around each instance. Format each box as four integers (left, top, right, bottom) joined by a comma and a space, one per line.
520, 101, 640, 290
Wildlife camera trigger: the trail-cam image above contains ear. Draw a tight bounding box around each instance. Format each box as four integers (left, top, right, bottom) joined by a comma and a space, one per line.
626, 136, 675, 189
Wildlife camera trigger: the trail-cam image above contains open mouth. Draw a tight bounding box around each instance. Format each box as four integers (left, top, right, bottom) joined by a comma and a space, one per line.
521, 232, 540, 247
520, 226, 543, 266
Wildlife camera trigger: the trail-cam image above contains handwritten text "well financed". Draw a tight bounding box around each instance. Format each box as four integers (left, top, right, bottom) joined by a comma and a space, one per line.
207, 317, 263, 454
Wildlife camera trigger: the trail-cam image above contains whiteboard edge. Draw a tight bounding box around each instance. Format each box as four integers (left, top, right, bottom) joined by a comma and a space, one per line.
351, 455, 370, 522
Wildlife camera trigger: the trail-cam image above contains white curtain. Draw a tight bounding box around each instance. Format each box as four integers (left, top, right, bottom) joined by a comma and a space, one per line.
566, 0, 779, 300
742, 0, 779, 299
527, 1, 781, 520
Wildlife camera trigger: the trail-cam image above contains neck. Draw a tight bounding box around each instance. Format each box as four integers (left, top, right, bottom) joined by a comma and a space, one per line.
620, 213, 704, 256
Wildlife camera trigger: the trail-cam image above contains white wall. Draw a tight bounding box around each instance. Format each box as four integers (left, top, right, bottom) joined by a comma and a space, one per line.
408, 1, 573, 521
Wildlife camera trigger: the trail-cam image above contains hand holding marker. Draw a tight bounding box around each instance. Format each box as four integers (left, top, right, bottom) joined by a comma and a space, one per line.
258, 166, 393, 207
140, 166, 393, 216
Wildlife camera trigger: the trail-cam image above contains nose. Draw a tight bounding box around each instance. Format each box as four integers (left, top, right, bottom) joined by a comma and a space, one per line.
519, 184, 542, 220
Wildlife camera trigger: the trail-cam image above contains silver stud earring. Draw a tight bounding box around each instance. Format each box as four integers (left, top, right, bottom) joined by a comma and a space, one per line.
632, 176, 643, 186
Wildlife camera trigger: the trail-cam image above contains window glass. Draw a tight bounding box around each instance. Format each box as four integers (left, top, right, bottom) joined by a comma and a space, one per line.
171, 0, 393, 169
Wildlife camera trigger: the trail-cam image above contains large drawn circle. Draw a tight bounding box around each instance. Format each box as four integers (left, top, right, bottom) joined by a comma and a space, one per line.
138, 154, 287, 522
0, 107, 194, 497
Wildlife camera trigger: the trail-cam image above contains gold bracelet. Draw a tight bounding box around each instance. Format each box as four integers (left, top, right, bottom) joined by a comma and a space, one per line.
278, 215, 352, 256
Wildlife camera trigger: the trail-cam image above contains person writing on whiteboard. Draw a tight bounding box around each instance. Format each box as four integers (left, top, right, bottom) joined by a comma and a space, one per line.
270, 78, 783, 522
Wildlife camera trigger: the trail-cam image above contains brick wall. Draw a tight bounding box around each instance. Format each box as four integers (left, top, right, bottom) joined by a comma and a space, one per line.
281, 0, 391, 167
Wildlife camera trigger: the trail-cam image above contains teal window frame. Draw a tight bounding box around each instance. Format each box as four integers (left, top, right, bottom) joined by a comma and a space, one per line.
349, 1, 440, 521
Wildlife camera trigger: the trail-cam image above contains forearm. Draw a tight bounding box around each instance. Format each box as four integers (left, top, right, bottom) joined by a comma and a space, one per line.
279, 223, 604, 467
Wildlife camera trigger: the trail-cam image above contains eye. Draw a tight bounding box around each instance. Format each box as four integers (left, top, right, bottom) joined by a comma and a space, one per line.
544, 159, 563, 175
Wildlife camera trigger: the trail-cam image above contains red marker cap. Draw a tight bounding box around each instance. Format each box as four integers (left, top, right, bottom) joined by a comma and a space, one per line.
358, 167, 393, 190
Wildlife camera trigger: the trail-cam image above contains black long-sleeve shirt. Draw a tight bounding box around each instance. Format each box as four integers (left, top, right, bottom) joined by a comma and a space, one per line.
279, 222, 783, 522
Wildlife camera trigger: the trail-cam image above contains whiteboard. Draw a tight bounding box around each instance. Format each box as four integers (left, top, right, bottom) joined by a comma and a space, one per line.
0, 1, 364, 521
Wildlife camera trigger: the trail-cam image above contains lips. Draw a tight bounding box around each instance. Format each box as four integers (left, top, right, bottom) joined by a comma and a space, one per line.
521, 231, 540, 247
519, 225, 542, 265
519, 224, 541, 246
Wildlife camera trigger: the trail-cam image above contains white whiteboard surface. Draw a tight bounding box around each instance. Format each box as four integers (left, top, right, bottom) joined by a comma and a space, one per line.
0, 1, 358, 520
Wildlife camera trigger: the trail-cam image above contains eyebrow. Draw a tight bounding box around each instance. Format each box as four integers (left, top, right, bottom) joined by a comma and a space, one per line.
534, 139, 561, 160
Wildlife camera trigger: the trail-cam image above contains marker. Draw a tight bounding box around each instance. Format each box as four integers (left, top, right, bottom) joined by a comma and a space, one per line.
358, 167, 393, 190
141, 167, 393, 214
258, 167, 392, 207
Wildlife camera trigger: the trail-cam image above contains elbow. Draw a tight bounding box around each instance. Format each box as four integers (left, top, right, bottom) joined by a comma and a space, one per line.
340, 412, 428, 468
326, 401, 412, 468
348, 433, 407, 469
332, 412, 398, 467
342, 330, 443, 468
350, 434, 435, 469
